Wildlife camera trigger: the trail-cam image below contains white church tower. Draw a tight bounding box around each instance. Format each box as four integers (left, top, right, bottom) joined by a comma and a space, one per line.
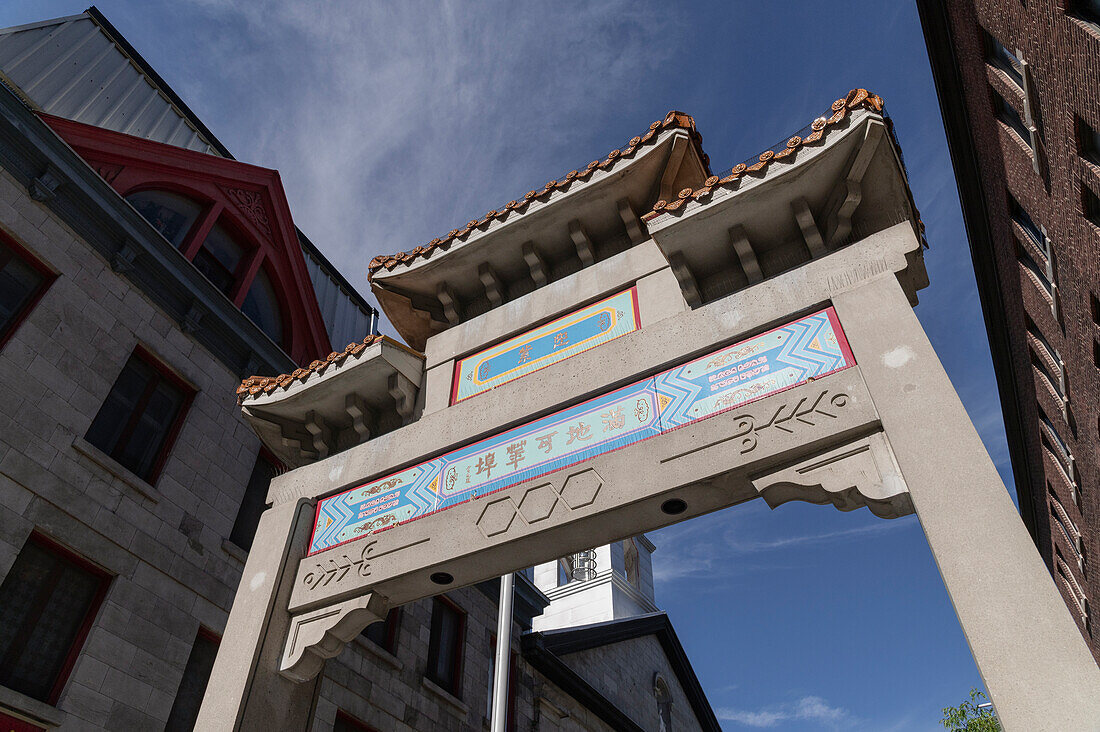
531, 535, 659, 631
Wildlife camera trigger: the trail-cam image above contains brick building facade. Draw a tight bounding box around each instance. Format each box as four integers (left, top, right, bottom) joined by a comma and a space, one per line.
918, 0, 1100, 660
0, 9, 718, 731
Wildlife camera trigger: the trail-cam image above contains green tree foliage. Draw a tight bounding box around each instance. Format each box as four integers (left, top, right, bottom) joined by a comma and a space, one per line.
941, 688, 1001, 731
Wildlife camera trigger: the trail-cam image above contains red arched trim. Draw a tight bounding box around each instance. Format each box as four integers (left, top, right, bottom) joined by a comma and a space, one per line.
42, 113, 334, 364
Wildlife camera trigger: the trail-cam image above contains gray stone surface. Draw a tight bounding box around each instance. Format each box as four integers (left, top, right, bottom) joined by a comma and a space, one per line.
833, 275, 1100, 729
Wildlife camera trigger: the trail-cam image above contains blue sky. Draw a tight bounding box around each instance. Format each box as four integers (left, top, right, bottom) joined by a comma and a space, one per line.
1, 1, 1013, 729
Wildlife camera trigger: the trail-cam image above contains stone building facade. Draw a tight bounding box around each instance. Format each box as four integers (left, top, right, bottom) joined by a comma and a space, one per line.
0, 8, 718, 732
919, 0, 1100, 660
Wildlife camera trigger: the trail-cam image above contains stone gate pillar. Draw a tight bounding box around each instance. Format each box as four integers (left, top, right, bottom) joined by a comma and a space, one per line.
195, 498, 329, 731
833, 274, 1100, 727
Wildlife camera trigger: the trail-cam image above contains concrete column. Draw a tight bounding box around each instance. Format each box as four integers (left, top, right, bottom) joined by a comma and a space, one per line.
634, 266, 688, 326
833, 274, 1100, 729
195, 498, 321, 731
422, 359, 455, 416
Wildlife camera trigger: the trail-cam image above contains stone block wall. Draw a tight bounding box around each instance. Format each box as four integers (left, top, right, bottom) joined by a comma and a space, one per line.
0, 166, 262, 728
562, 634, 699, 732
0, 166, 637, 732
941, 0, 1100, 659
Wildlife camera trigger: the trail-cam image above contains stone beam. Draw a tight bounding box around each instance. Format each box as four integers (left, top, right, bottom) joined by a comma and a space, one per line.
522, 241, 548, 288
387, 372, 415, 425
280, 369, 890, 677
568, 219, 595, 267
791, 197, 826, 259
424, 239, 672, 370
272, 224, 924, 508
824, 119, 883, 247
303, 410, 331, 460
728, 225, 763, 284
436, 281, 461, 325
478, 262, 504, 307
667, 251, 701, 307
617, 198, 645, 244
343, 393, 373, 443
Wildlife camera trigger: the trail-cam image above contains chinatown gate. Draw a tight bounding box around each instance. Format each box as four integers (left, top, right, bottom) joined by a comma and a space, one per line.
197, 91, 1100, 730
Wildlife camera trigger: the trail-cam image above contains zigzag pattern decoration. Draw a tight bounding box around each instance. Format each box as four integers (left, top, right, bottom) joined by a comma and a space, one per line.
308, 308, 854, 554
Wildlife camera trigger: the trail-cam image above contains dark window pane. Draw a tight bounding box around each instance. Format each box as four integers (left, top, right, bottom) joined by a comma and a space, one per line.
361, 608, 400, 654
993, 91, 1031, 145
426, 599, 464, 695
1080, 118, 1100, 164
1009, 196, 1044, 246
192, 248, 236, 294
165, 631, 219, 732
334, 712, 376, 732
85, 351, 190, 482
1075, 0, 1100, 24
230, 454, 278, 551
125, 190, 203, 248
983, 31, 1022, 87
194, 223, 245, 295
241, 268, 284, 346
0, 538, 107, 703
0, 239, 50, 345
1085, 185, 1100, 226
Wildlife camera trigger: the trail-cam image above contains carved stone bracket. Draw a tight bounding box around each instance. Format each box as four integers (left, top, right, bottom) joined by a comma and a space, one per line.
110, 239, 140, 273
29, 163, 63, 202
751, 431, 913, 519
280, 591, 388, 682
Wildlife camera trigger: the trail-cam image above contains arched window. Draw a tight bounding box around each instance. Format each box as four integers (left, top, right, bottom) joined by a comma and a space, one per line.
242, 267, 283, 346
653, 673, 673, 731
126, 190, 203, 248
125, 187, 294, 353
193, 222, 246, 295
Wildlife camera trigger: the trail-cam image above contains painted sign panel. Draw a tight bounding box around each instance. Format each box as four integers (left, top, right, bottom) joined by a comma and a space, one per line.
310, 308, 853, 553
451, 288, 641, 404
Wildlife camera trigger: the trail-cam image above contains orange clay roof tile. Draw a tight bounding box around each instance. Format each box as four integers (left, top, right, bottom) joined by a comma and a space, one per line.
236, 334, 393, 404
367, 110, 706, 281
639, 89, 888, 223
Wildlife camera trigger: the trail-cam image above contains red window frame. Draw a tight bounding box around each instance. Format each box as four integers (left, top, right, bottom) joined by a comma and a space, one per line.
0, 229, 57, 350
165, 626, 221, 731
361, 606, 402, 655
4, 533, 112, 705
229, 448, 285, 551
426, 596, 466, 698
90, 345, 195, 484
125, 186, 285, 345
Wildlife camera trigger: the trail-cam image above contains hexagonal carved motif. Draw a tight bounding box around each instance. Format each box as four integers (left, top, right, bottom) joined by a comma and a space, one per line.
476, 497, 518, 538
517, 483, 558, 523
559, 469, 603, 509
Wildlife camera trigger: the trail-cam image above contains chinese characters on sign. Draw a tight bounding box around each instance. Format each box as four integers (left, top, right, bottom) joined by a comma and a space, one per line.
452, 288, 641, 403
310, 308, 853, 553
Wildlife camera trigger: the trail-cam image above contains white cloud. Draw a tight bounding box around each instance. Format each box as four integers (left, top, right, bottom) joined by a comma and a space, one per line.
174, 0, 681, 336
651, 504, 916, 583
718, 695, 851, 729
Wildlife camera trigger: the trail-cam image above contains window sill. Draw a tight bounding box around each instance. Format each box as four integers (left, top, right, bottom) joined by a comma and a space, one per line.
1069, 15, 1100, 43
221, 538, 248, 565
70, 437, 162, 503
353, 635, 403, 671
0, 684, 66, 729
421, 677, 468, 716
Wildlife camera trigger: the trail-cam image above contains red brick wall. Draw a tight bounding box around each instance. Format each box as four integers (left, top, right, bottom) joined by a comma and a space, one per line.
943, 0, 1100, 660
